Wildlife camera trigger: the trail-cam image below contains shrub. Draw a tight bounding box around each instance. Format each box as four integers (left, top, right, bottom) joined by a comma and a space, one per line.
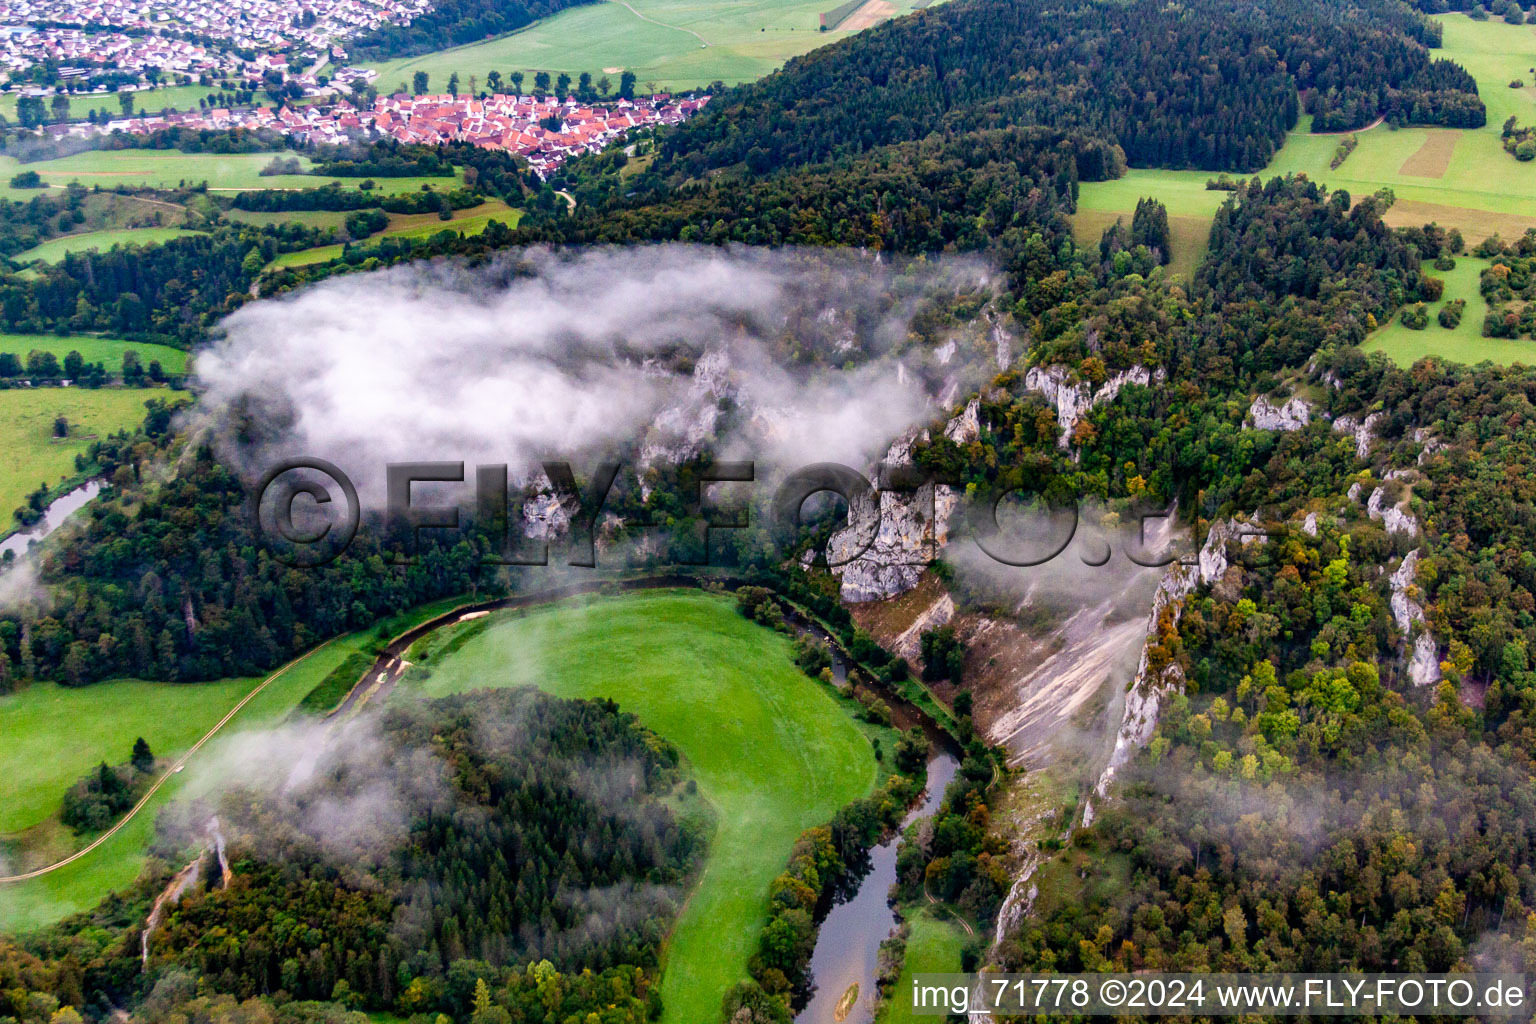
1400, 304, 1430, 330
8, 170, 44, 188
1438, 299, 1466, 329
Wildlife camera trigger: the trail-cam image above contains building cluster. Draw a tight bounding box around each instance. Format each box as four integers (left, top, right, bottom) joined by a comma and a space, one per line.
0, 0, 428, 81
44, 89, 710, 175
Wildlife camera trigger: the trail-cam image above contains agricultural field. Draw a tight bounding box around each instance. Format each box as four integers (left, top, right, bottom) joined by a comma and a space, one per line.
399, 589, 882, 1024
0, 85, 216, 125
0, 596, 469, 933
0, 333, 188, 375
14, 226, 203, 263
1079, 14, 1536, 361
363, 0, 943, 94
0, 387, 174, 517
0, 152, 461, 199
266, 199, 521, 268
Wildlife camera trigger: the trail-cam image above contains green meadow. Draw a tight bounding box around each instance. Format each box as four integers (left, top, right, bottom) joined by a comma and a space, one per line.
0, 387, 174, 518
266, 200, 522, 268
0, 597, 469, 933
1364, 256, 1536, 365
883, 911, 968, 1024
364, 0, 943, 93
0, 333, 187, 375
0, 152, 461, 199
1072, 168, 1226, 279
399, 589, 882, 1024
15, 227, 203, 263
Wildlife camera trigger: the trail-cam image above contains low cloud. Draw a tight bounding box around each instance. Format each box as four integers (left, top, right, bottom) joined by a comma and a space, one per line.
192, 245, 997, 505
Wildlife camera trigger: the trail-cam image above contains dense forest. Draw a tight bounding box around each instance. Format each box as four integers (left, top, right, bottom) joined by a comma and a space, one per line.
645, 0, 1476, 179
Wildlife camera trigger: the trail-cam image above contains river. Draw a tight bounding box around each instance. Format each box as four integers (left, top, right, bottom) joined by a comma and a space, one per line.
796, 746, 960, 1024
0, 480, 101, 563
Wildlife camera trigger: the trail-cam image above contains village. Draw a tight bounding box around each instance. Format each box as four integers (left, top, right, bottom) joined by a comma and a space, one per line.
46, 89, 710, 175
0, 0, 427, 73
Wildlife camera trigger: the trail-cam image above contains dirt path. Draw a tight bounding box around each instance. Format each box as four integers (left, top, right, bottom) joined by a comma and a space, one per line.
611, 0, 708, 46
925, 882, 974, 936
1303, 115, 1385, 137
0, 639, 337, 885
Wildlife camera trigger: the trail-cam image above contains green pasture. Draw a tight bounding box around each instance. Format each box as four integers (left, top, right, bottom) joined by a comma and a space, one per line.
0, 387, 172, 518
0, 333, 187, 375
399, 588, 882, 1024
0, 598, 469, 934
15, 227, 203, 263
266, 200, 521, 268
883, 911, 968, 1024
364, 0, 942, 94
0, 152, 461, 199
1364, 256, 1536, 365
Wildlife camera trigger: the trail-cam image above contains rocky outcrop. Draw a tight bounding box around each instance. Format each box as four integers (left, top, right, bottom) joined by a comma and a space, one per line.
1333, 412, 1383, 459
943, 397, 982, 444
1302, 511, 1320, 537
827, 403, 976, 602
1389, 550, 1442, 687
1367, 487, 1419, 537
1414, 427, 1445, 465
1390, 550, 1425, 633
1023, 364, 1161, 450
1081, 516, 1243, 827
1246, 395, 1312, 432
1410, 633, 1443, 687
636, 349, 733, 490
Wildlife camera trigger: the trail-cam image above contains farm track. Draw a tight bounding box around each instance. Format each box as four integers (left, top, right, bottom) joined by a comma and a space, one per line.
612, 0, 709, 45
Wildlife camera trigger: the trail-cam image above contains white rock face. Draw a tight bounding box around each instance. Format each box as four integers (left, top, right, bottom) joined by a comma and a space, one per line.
1302, 511, 1319, 537
1389, 550, 1442, 687
1081, 515, 1240, 826
1366, 486, 1419, 536
1333, 412, 1383, 459
1348, 481, 1362, 502
1247, 395, 1312, 431
943, 397, 982, 444
827, 404, 976, 602
1410, 632, 1443, 687
1414, 427, 1445, 465
1390, 550, 1424, 633
1024, 364, 1159, 450
521, 490, 572, 539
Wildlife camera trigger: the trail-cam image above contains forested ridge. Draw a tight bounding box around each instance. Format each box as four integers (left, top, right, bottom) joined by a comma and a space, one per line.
648, 0, 1477, 179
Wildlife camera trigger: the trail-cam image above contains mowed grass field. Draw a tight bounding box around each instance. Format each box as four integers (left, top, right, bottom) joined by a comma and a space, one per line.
0, 85, 217, 125
0, 388, 172, 517
0, 597, 470, 933
0, 152, 461, 199
0, 333, 188, 375
400, 589, 881, 1024
1364, 256, 1536, 365
364, 0, 943, 93
15, 227, 203, 263
267, 200, 522, 268
1073, 168, 1226, 279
